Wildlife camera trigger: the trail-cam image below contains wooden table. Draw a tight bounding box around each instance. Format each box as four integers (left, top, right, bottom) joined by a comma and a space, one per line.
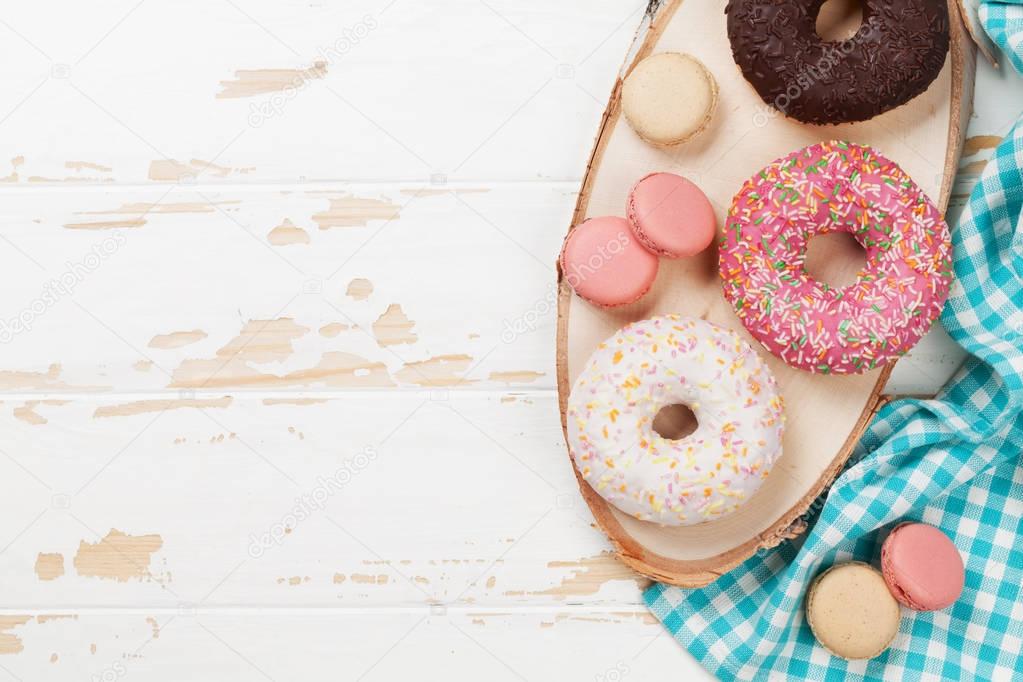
0, 2, 1018, 679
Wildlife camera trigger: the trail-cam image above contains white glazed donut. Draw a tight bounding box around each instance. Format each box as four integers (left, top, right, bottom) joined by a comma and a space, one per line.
567, 314, 785, 526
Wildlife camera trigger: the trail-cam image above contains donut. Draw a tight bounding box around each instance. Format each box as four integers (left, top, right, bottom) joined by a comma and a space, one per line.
627, 172, 717, 258
567, 315, 785, 527
560, 216, 659, 307
719, 141, 953, 375
724, 0, 950, 124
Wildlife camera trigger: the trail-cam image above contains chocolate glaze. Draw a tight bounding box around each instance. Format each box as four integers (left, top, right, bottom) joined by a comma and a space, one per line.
725, 0, 950, 124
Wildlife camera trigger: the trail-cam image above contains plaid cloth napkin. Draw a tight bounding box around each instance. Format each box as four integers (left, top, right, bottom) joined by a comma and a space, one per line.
645, 5, 1023, 680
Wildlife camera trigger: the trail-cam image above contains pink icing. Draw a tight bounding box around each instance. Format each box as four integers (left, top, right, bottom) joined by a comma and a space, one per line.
719, 141, 953, 375
627, 172, 717, 258
560, 216, 659, 308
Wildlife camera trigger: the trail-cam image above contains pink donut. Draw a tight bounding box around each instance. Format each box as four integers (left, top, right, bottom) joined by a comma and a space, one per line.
719, 141, 952, 375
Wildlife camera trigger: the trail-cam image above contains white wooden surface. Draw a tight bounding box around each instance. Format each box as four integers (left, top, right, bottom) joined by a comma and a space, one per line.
0, 2, 1019, 680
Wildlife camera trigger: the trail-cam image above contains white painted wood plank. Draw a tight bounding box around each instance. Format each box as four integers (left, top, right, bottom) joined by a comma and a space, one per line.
0, 0, 644, 184
0, 184, 567, 393
0, 610, 711, 682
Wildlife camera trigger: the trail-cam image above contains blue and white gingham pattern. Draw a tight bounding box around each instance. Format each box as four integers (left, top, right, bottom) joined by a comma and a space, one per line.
982, 1, 1023, 74
645, 5, 1023, 679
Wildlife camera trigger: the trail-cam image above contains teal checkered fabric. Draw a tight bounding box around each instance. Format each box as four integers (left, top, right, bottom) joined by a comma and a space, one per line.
645, 5, 1023, 680
982, 1, 1023, 74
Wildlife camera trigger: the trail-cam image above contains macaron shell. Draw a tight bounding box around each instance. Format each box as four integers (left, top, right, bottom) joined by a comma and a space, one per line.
621, 52, 718, 146
806, 561, 901, 661
628, 172, 717, 258
881, 523, 965, 611
560, 216, 659, 308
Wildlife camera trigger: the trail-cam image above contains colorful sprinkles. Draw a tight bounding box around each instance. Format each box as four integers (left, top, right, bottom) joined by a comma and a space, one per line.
719, 141, 953, 375
567, 315, 785, 527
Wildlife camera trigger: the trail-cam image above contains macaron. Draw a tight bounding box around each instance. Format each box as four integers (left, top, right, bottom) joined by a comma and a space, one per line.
806, 562, 901, 660
881, 522, 965, 611
559, 216, 658, 308
621, 52, 718, 147
627, 172, 716, 258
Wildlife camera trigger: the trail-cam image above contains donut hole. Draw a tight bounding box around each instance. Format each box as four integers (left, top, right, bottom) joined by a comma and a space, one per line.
652, 404, 699, 440
816, 0, 864, 42
805, 231, 867, 290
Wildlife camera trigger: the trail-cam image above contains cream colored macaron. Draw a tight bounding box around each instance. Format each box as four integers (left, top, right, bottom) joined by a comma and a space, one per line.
806, 562, 901, 660
622, 52, 718, 146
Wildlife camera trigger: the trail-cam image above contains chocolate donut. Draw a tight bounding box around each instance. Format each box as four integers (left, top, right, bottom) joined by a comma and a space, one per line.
725, 0, 950, 124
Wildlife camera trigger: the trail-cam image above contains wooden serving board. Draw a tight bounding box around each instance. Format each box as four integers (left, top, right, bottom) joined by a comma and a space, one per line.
556, 0, 976, 587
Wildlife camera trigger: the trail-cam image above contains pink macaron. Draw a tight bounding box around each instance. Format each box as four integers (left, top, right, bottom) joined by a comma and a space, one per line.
881, 522, 965, 611
627, 172, 716, 258
559, 216, 658, 308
